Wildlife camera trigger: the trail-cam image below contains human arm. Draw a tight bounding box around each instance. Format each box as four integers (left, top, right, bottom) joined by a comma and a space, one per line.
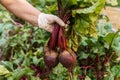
0, 0, 65, 32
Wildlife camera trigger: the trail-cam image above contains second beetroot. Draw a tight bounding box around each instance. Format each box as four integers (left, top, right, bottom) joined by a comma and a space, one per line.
59, 48, 77, 72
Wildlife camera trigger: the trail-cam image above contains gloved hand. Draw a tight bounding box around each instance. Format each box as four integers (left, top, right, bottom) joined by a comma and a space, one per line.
38, 13, 65, 32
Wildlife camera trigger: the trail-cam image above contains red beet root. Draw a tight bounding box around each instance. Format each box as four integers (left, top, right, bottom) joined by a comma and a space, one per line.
43, 45, 59, 69
59, 49, 76, 72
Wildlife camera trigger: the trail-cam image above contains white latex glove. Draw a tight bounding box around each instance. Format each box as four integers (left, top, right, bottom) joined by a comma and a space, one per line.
38, 13, 65, 32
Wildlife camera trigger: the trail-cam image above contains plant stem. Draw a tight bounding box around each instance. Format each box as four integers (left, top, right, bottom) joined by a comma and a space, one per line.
69, 72, 74, 80
109, 30, 120, 50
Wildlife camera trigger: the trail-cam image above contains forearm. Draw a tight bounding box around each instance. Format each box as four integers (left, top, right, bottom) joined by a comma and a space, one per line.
0, 0, 41, 26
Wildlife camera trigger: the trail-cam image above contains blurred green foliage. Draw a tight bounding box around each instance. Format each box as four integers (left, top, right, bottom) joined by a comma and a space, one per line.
117, 0, 120, 6
0, 0, 120, 80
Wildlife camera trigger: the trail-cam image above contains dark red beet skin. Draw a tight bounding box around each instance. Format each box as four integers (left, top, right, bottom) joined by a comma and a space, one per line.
19, 76, 28, 80
43, 45, 59, 69
59, 49, 77, 72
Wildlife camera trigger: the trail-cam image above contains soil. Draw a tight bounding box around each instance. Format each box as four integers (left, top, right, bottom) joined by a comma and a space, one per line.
101, 6, 120, 29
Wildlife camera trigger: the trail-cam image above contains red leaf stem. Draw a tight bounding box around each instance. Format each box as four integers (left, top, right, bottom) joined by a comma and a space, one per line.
58, 27, 67, 50
48, 0, 72, 50
80, 66, 94, 69
48, 24, 60, 50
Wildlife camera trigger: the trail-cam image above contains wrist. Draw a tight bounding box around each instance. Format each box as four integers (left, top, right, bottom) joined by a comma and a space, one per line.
31, 12, 41, 26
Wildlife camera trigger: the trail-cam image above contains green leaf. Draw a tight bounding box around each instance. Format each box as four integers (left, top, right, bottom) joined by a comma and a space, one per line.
0, 61, 14, 71
0, 65, 11, 76
22, 57, 30, 67
106, 0, 118, 6
97, 21, 113, 37
71, 0, 105, 39
104, 67, 114, 80
0, 38, 7, 46
12, 67, 34, 80
0, 76, 5, 80
78, 52, 89, 59
71, 30, 81, 52
73, 0, 105, 14
7, 76, 14, 80
61, 0, 77, 9
32, 56, 40, 65
104, 30, 120, 50
85, 76, 91, 80
112, 36, 120, 52
104, 75, 114, 80
111, 65, 120, 77
104, 33, 115, 45
49, 64, 69, 80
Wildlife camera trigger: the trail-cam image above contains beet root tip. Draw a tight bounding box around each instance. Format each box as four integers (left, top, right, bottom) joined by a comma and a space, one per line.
59, 49, 77, 72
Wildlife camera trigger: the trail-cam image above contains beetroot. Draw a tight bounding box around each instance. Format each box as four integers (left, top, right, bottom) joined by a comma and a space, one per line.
43, 45, 59, 69
59, 48, 76, 72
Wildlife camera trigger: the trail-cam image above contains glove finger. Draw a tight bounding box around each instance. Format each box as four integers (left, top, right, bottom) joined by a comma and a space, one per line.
53, 15, 65, 27
44, 24, 54, 33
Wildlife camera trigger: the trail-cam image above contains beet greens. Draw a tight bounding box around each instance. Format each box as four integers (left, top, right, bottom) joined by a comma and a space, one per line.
1, 0, 120, 80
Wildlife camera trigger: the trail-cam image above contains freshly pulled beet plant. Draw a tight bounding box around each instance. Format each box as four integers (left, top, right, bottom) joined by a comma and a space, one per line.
43, 45, 59, 69
43, 0, 77, 79
59, 48, 76, 72
45, 0, 77, 74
